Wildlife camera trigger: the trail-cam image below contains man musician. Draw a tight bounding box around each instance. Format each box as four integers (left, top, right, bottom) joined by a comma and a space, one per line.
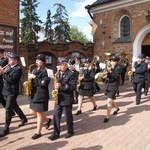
132, 54, 147, 105
0, 53, 27, 137
0, 48, 8, 108
144, 56, 150, 96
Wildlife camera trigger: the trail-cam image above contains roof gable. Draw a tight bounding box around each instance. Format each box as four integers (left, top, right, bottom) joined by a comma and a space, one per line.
89, 0, 120, 8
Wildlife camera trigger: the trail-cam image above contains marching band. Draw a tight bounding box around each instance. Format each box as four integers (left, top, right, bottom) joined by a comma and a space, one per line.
0, 48, 150, 140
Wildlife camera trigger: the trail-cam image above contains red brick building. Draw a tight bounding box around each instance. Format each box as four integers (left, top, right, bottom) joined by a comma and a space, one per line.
86, 0, 150, 64
0, 0, 19, 54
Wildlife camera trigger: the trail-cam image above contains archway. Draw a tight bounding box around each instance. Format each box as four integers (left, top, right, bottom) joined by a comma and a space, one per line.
133, 24, 150, 61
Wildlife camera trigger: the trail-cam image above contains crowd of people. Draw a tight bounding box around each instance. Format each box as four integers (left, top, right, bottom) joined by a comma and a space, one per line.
0, 47, 150, 141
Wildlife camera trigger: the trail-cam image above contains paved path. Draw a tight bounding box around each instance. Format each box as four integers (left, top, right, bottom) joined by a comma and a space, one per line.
0, 81, 150, 150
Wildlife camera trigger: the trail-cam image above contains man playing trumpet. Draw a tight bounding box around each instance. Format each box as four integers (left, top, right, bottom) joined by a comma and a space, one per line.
0, 53, 27, 137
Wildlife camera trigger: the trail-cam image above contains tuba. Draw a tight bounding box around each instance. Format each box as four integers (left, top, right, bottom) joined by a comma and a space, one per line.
51, 69, 59, 104
23, 64, 35, 96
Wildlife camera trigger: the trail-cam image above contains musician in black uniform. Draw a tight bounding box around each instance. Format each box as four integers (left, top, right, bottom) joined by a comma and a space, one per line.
75, 58, 97, 115
132, 54, 147, 105
0, 54, 27, 137
94, 61, 101, 93
48, 57, 77, 141
0, 48, 8, 108
144, 56, 150, 96
103, 55, 122, 123
28, 54, 51, 140
120, 52, 129, 85
0, 49, 15, 116
74, 56, 84, 104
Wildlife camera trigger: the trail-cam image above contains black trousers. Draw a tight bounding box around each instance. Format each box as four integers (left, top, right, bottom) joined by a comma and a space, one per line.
53, 104, 74, 136
4, 95, 26, 131
144, 78, 150, 95
0, 93, 6, 108
133, 82, 144, 103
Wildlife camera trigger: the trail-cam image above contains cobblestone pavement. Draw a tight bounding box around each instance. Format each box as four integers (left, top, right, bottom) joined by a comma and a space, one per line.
0, 81, 150, 150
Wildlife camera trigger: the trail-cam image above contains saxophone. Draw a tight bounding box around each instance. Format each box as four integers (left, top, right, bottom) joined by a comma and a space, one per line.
51, 69, 59, 104
76, 67, 84, 92
23, 64, 35, 96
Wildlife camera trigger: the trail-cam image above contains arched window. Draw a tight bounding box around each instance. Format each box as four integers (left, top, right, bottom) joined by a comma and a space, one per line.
120, 16, 130, 37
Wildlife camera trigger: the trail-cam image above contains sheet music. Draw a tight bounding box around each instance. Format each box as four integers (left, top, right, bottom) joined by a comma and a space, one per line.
47, 69, 54, 78
20, 57, 26, 67
99, 62, 106, 69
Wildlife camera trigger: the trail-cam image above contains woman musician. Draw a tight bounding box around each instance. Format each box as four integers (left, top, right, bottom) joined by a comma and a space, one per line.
103, 55, 122, 123
28, 54, 51, 140
75, 58, 97, 115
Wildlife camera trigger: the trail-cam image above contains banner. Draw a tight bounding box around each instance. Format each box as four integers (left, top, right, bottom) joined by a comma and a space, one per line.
90, 21, 98, 36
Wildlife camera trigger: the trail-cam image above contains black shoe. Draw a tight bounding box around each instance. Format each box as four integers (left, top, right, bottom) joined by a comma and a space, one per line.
12, 111, 16, 117
145, 93, 147, 96
113, 108, 120, 115
0, 130, 9, 137
75, 110, 82, 115
48, 134, 59, 141
92, 105, 97, 111
31, 133, 41, 140
136, 102, 140, 105
65, 132, 74, 138
18, 118, 28, 127
103, 118, 109, 123
74, 100, 78, 104
45, 118, 51, 130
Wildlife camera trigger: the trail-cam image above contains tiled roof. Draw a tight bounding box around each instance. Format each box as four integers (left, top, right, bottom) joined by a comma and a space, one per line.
86, 0, 120, 9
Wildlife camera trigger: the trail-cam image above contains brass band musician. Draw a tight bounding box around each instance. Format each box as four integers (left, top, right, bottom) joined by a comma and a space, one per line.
48, 57, 77, 141
103, 55, 122, 123
0, 54, 27, 137
75, 58, 97, 115
28, 54, 51, 140
132, 54, 147, 105
144, 56, 150, 96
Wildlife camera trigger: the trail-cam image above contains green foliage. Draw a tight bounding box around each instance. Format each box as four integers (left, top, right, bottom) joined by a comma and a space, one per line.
44, 9, 53, 43
20, 0, 42, 45
52, 3, 71, 43
69, 26, 89, 43
20, 1, 90, 45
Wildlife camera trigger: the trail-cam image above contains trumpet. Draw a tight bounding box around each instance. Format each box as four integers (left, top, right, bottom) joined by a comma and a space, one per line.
0, 64, 10, 75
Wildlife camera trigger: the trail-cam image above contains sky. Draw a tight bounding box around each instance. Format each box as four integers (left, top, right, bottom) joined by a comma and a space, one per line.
20, 0, 94, 41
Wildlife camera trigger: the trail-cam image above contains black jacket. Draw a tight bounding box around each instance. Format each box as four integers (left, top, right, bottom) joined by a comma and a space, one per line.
2, 64, 22, 96
57, 68, 77, 106
30, 67, 50, 103
0, 57, 8, 91
133, 61, 147, 83
105, 65, 122, 91
80, 67, 95, 90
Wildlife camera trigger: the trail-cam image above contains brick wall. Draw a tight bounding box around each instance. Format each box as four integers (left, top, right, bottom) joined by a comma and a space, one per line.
0, 0, 19, 52
93, 2, 150, 64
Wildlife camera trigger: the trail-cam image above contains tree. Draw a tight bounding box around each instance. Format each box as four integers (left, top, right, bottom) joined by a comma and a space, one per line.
20, 0, 42, 45
44, 9, 53, 43
69, 26, 89, 43
52, 3, 70, 43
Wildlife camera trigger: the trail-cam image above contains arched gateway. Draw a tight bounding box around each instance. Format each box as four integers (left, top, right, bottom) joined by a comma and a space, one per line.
133, 24, 150, 61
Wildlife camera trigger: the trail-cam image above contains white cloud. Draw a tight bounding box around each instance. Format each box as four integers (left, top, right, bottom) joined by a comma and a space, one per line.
70, 0, 94, 18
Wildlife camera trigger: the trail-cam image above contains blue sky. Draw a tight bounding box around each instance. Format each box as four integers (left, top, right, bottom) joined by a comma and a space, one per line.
20, 0, 94, 41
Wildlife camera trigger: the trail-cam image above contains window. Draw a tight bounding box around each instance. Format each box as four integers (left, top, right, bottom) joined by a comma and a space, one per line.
120, 16, 130, 37
45, 55, 52, 64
